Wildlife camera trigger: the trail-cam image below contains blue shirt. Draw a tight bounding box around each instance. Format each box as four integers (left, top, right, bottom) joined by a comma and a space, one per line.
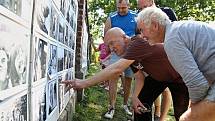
164, 21, 215, 102
110, 10, 137, 37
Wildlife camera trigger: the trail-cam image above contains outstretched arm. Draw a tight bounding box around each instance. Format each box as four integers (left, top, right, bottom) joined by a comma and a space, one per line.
63, 58, 135, 89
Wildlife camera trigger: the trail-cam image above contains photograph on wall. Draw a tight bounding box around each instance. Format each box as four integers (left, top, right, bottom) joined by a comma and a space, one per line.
58, 16, 64, 43
66, 4, 71, 23
68, 28, 74, 49
65, 70, 72, 93
35, 0, 51, 35
64, 25, 68, 46
60, 0, 65, 15
0, 0, 22, 16
32, 83, 46, 121
0, 16, 28, 98
0, 93, 27, 121
0, 0, 32, 22
68, 50, 74, 68
47, 78, 57, 115
69, 9, 74, 30
57, 47, 64, 72
63, 0, 69, 18
33, 37, 48, 82
63, 49, 68, 70
50, 4, 58, 40
58, 75, 64, 113
60, 0, 69, 16
48, 44, 57, 77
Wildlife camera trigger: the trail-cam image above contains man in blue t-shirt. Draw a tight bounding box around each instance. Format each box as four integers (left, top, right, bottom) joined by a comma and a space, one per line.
103, 0, 137, 119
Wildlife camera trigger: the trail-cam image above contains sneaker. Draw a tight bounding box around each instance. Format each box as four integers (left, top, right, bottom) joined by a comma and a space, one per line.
154, 115, 160, 121
104, 107, 115, 119
123, 105, 132, 116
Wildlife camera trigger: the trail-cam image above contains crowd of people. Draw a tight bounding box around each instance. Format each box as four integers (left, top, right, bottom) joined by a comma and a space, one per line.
63, 0, 215, 121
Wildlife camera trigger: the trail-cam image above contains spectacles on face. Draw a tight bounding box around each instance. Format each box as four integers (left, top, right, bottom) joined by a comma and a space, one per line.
107, 40, 124, 51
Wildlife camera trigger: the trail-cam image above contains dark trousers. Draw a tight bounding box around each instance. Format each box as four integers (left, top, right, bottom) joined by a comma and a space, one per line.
134, 76, 189, 121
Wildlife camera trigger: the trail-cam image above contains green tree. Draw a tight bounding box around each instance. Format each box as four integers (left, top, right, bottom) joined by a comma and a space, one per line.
156, 0, 215, 21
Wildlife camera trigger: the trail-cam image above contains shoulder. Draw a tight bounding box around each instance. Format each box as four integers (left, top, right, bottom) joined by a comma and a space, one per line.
128, 36, 149, 49
109, 11, 118, 18
128, 10, 137, 16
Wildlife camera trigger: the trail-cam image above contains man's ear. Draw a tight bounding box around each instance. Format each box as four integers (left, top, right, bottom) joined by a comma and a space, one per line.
151, 18, 159, 31
123, 34, 129, 44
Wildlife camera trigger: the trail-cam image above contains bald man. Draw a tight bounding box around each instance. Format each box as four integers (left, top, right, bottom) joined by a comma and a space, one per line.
63, 27, 189, 121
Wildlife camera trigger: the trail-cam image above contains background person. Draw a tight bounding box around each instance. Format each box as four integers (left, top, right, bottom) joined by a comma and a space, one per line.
103, 0, 137, 118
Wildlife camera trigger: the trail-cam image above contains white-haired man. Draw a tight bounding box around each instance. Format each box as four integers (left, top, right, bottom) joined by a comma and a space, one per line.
137, 6, 215, 121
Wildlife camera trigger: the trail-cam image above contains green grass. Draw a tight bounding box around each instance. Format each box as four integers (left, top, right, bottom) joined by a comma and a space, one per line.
73, 63, 176, 121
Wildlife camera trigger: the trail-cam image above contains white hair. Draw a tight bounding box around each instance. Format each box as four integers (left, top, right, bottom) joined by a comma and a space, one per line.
137, 7, 171, 27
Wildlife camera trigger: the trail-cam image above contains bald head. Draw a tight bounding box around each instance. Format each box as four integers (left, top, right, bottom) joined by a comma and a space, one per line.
104, 27, 129, 56
104, 27, 125, 43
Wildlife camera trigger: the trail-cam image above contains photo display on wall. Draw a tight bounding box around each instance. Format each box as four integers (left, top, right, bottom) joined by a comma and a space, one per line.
35, 0, 51, 35
0, 14, 29, 100
0, 0, 78, 120
0, 92, 28, 121
32, 82, 47, 121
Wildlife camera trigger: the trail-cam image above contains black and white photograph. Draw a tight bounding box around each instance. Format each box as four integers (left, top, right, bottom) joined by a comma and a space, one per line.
0, 16, 28, 94
58, 75, 64, 113
58, 16, 64, 43
60, 0, 65, 15
60, 0, 68, 16
57, 47, 64, 72
47, 78, 57, 115
10, 47, 27, 87
0, 94, 27, 121
64, 25, 68, 46
50, 4, 58, 40
68, 50, 74, 68
32, 83, 46, 121
66, 4, 71, 23
64, 69, 73, 94
68, 28, 75, 49
35, 0, 51, 35
69, 9, 74, 29
64, 49, 68, 70
0, 0, 22, 16
63, 0, 70, 18
48, 44, 57, 77
33, 37, 48, 82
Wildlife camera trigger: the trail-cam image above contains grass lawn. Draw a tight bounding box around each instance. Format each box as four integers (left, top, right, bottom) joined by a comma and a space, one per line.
73, 63, 176, 121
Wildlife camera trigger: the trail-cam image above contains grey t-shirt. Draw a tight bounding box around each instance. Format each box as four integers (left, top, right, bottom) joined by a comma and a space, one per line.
164, 21, 215, 102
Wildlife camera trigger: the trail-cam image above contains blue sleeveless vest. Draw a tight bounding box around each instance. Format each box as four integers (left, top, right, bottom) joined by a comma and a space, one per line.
110, 10, 137, 37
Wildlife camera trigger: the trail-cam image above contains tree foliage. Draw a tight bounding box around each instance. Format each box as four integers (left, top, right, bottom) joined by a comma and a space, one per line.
88, 0, 215, 39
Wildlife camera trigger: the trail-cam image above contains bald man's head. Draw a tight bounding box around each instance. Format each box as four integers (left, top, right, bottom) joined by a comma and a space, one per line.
104, 27, 125, 43
104, 27, 130, 56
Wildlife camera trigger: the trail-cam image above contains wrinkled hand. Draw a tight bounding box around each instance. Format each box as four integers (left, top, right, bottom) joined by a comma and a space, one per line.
61, 79, 86, 90
132, 96, 146, 114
